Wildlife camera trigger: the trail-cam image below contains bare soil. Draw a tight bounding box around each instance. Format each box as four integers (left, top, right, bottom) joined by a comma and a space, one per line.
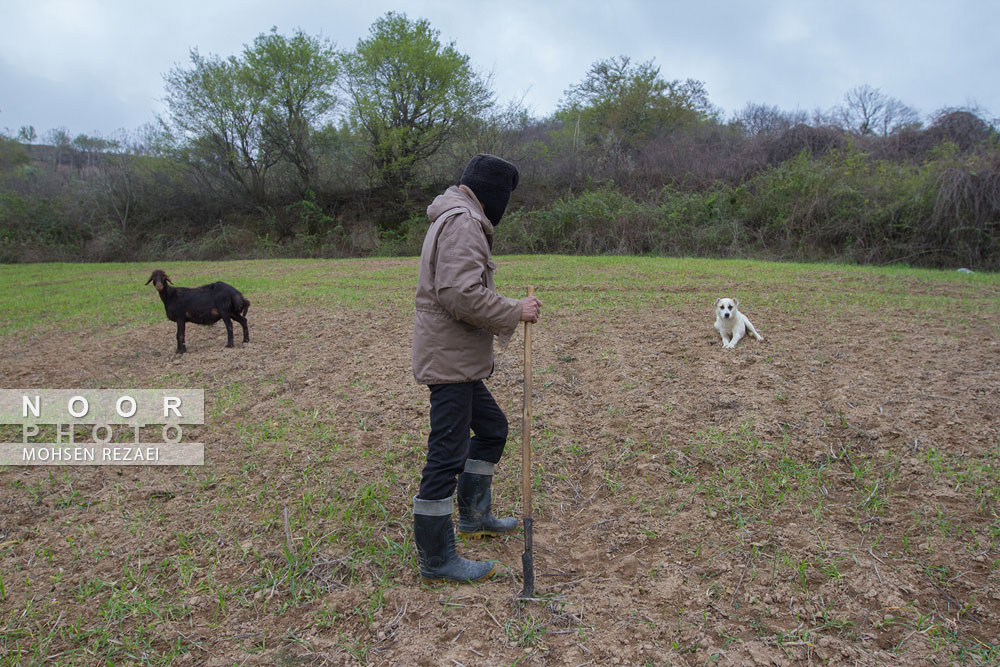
2, 262, 999, 665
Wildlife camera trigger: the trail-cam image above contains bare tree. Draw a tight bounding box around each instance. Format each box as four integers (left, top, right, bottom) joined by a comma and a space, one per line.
834, 84, 920, 136
732, 102, 807, 137
840, 84, 885, 135
880, 98, 922, 135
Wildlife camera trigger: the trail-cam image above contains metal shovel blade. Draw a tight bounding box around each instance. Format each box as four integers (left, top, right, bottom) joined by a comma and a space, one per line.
520, 516, 534, 598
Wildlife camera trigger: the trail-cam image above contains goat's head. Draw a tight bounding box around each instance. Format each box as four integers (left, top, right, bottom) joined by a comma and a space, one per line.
146, 269, 172, 292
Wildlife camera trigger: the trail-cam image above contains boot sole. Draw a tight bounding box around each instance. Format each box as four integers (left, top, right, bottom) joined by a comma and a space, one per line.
420, 563, 496, 584
457, 529, 516, 539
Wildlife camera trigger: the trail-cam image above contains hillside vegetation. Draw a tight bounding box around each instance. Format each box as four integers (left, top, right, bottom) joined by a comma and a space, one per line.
2, 15, 998, 269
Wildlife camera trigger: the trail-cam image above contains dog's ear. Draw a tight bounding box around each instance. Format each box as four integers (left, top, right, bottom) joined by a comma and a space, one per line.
734, 298, 739, 307
714, 298, 721, 307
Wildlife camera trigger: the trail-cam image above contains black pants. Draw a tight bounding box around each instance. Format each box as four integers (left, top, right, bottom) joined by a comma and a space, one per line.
418, 380, 508, 500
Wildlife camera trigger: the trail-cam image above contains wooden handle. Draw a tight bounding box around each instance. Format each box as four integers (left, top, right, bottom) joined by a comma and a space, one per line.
522, 286, 533, 519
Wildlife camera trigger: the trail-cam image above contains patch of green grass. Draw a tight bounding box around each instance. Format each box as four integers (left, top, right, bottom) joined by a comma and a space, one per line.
684, 424, 827, 527
2, 256, 997, 336
0, 258, 419, 335
505, 614, 546, 648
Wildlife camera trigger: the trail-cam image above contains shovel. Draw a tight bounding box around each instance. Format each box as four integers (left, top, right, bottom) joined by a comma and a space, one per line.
520, 286, 535, 599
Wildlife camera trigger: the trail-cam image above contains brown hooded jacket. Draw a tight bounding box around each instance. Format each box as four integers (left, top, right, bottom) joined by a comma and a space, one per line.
411, 185, 521, 384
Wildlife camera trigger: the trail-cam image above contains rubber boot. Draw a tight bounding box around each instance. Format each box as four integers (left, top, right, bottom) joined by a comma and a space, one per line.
413, 495, 496, 583
457, 459, 518, 539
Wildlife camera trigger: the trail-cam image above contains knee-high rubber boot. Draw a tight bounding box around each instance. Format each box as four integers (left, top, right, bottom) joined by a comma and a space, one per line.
413, 495, 495, 583
457, 459, 519, 539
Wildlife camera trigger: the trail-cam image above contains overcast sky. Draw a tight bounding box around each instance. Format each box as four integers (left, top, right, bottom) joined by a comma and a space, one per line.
2, 0, 997, 140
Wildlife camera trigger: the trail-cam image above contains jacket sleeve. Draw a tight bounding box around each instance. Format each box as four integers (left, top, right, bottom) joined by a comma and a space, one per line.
433, 216, 521, 337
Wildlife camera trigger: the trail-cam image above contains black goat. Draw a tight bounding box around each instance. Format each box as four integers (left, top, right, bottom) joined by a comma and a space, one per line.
146, 269, 250, 353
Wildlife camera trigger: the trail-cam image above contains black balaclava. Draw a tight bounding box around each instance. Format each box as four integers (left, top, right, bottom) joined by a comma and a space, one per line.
459, 154, 519, 225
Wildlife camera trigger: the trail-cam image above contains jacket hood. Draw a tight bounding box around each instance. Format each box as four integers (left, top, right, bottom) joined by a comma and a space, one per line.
426, 186, 494, 236
459, 154, 518, 226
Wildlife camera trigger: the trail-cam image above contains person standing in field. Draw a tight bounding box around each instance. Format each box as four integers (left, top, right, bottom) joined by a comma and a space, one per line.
411, 154, 542, 582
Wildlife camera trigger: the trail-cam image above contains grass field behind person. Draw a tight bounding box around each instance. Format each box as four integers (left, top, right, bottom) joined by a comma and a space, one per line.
1, 256, 997, 336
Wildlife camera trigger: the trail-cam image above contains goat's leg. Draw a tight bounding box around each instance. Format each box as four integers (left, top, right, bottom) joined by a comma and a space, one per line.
222, 316, 235, 347
176, 320, 187, 353
233, 313, 250, 343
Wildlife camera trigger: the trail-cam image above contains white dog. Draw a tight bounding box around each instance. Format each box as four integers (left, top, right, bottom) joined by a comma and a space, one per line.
714, 298, 763, 349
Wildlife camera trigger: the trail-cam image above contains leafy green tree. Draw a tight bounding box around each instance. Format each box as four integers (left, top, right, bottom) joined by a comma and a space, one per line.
164, 29, 342, 204
0, 136, 29, 171
558, 56, 715, 167
244, 28, 340, 193
73, 133, 119, 168
17, 126, 37, 155
164, 49, 276, 203
44, 128, 73, 169
340, 12, 493, 193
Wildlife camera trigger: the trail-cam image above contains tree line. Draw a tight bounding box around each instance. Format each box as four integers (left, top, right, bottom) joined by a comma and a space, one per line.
1, 12, 998, 269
